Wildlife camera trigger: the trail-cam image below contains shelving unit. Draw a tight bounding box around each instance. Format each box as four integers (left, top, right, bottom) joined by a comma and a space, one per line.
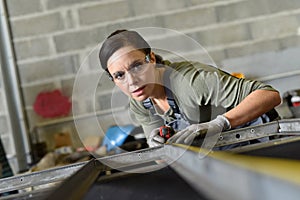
29, 103, 134, 162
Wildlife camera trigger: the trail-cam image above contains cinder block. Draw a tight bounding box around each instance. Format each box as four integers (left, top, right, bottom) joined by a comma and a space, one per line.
61, 9, 76, 29
22, 82, 56, 107
11, 12, 64, 38
72, 71, 105, 106
108, 91, 128, 109
195, 23, 251, 47
78, 1, 131, 25
250, 15, 299, 40
105, 16, 165, 35
72, 98, 94, 115
61, 77, 75, 98
225, 39, 280, 59
97, 77, 115, 92
97, 93, 112, 111
6, 0, 42, 17
25, 109, 39, 130
279, 35, 300, 50
47, 0, 96, 9
222, 47, 300, 79
74, 50, 93, 72
19, 55, 78, 83
54, 27, 106, 52
188, 0, 217, 6
96, 111, 131, 133
0, 116, 8, 135
149, 32, 203, 54
25, 109, 43, 128
94, 97, 101, 112
207, 49, 227, 66
96, 91, 130, 112
14, 37, 51, 61
216, 0, 270, 23
266, 0, 300, 13
163, 7, 217, 30
129, 0, 186, 16
169, 48, 225, 67
72, 73, 113, 112
73, 74, 113, 108
85, 47, 101, 71
265, 75, 300, 97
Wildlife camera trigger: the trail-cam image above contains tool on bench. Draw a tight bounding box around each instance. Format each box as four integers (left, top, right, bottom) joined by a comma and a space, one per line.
159, 126, 175, 140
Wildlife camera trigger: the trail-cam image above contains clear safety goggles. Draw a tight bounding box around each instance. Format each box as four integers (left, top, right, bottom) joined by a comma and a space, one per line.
106, 54, 150, 84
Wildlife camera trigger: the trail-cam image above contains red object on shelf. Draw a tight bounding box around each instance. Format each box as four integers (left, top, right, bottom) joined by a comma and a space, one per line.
291, 96, 300, 107
33, 90, 71, 118
293, 102, 300, 107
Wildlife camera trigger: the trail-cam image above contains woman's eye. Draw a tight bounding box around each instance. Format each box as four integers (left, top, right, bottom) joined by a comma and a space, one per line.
131, 62, 143, 72
114, 72, 125, 80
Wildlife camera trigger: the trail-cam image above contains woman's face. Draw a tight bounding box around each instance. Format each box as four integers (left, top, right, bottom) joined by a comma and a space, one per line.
107, 46, 156, 101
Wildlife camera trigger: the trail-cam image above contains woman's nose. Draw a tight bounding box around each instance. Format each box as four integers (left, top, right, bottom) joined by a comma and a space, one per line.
126, 72, 137, 85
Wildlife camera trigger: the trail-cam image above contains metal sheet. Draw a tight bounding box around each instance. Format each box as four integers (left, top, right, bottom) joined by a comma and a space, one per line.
164, 145, 300, 200
0, 162, 84, 194
216, 121, 279, 147
240, 137, 300, 160
0, 146, 166, 194
216, 119, 300, 147
45, 159, 103, 200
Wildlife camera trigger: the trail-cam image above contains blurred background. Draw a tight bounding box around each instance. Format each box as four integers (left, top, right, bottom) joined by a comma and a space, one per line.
1, 0, 300, 175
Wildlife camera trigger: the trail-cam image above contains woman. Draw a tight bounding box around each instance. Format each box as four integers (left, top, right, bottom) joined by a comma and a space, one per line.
99, 29, 281, 148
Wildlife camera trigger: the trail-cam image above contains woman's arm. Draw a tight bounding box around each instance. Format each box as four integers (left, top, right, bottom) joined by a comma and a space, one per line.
224, 89, 281, 128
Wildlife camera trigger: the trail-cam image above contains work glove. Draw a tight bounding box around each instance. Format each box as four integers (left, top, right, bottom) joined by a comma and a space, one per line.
148, 128, 165, 147
167, 115, 231, 145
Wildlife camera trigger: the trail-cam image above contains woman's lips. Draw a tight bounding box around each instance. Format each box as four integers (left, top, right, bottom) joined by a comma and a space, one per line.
131, 86, 146, 96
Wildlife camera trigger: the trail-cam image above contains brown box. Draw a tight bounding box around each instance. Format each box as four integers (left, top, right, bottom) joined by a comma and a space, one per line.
53, 132, 72, 148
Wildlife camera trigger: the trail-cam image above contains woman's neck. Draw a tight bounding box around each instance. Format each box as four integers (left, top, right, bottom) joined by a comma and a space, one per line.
150, 68, 166, 98
150, 68, 170, 113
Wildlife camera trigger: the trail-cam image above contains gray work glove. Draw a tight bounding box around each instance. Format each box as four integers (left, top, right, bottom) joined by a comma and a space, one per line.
167, 115, 231, 145
148, 128, 165, 147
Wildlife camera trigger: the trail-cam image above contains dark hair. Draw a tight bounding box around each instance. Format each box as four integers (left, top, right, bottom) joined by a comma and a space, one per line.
99, 29, 151, 70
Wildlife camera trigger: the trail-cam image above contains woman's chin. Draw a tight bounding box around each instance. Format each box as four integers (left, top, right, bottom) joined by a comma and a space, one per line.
131, 94, 148, 102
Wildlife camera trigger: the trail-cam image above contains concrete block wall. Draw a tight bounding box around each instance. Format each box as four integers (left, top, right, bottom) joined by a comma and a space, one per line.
0, 0, 300, 151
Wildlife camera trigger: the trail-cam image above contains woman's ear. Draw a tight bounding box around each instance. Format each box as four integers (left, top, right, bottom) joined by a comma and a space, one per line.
150, 51, 156, 63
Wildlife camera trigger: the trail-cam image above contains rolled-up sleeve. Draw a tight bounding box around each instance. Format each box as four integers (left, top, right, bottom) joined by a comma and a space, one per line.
170, 62, 278, 109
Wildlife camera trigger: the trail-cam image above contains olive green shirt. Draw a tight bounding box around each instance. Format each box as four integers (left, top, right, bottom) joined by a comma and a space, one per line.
130, 61, 278, 139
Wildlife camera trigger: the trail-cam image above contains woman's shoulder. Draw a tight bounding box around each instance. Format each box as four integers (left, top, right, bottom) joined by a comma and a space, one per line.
163, 60, 219, 73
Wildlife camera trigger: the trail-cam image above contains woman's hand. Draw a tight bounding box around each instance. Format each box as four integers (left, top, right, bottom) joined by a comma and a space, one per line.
148, 128, 165, 147
167, 115, 230, 145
